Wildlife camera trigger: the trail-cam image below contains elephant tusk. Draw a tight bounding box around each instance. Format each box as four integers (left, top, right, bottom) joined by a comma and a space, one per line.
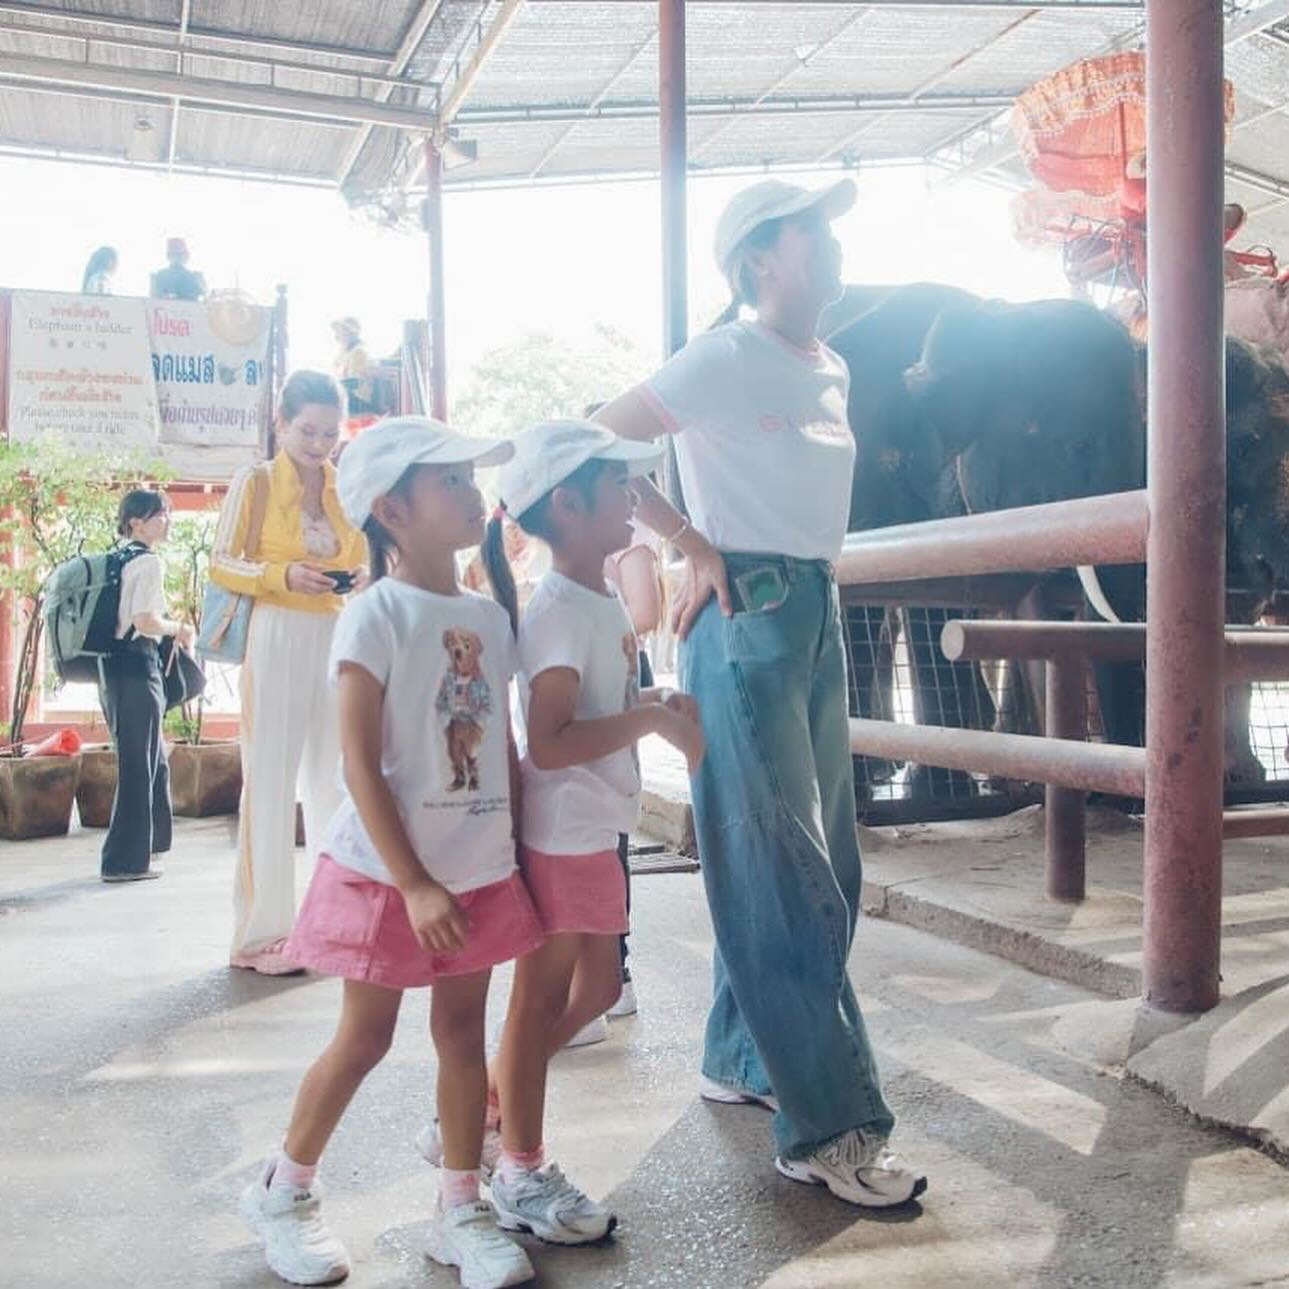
1078, 564, 1122, 623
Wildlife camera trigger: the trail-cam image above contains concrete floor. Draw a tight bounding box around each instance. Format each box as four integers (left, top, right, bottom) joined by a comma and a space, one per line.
4, 819, 1289, 1288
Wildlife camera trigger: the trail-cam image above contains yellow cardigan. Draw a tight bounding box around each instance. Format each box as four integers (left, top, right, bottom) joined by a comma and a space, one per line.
209, 452, 366, 615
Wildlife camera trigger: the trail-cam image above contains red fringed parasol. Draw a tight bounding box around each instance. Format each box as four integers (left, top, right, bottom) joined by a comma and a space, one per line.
1010, 52, 1242, 293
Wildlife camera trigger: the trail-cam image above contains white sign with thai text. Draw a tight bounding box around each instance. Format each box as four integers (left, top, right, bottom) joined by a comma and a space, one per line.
148, 298, 270, 451
6, 291, 160, 451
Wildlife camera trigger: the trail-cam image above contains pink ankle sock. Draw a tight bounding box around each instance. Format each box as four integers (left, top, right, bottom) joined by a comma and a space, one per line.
270, 1150, 318, 1191
498, 1145, 545, 1182
440, 1168, 481, 1210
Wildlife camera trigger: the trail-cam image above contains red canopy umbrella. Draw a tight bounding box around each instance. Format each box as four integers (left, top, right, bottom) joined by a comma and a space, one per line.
1010, 52, 1242, 293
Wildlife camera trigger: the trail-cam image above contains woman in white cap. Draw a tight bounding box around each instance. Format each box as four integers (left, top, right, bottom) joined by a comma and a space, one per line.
595, 177, 926, 1207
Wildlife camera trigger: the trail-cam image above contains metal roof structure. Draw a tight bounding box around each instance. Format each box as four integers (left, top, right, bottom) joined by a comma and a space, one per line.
1, 2, 1289, 241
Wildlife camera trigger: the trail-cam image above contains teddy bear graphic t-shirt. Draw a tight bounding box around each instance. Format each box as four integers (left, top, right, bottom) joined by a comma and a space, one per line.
516, 571, 642, 856
320, 578, 519, 893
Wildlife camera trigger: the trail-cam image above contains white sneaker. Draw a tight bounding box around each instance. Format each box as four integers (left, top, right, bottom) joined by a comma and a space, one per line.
492, 1163, 616, 1245
775, 1129, 928, 1208
239, 1160, 350, 1286
416, 1118, 503, 1182
564, 1014, 609, 1048
607, 978, 637, 1018
699, 1075, 779, 1112
424, 1200, 534, 1289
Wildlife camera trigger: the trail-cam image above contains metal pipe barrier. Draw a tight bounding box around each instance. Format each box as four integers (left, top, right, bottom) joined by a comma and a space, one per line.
848, 718, 1145, 798
836, 490, 1147, 584
940, 620, 1289, 683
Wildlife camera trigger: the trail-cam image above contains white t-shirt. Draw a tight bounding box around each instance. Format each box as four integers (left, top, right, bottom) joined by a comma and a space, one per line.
320, 579, 519, 893
517, 572, 642, 856
116, 549, 166, 640
642, 319, 856, 561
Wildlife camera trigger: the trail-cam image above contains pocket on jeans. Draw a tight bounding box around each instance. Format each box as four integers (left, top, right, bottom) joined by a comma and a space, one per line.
722, 596, 796, 665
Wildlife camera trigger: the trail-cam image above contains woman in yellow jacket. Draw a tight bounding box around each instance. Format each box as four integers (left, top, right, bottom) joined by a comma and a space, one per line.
210, 370, 366, 975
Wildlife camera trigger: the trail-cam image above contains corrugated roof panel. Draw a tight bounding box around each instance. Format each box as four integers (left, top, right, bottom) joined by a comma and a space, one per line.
175, 105, 344, 178
188, 0, 413, 55
0, 0, 1284, 209
0, 82, 143, 155
35, 0, 181, 22
1227, 32, 1289, 112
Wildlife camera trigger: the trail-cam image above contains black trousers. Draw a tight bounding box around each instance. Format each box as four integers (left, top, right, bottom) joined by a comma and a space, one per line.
99, 646, 172, 877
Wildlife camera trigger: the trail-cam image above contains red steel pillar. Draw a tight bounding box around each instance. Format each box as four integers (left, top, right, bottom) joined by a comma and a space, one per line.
659, 0, 688, 508
424, 138, 448, 422
1045, 660, 1087, 902
0, 291, 12, 728
659, 0, 687, 359
1143, 0, 1227, 1012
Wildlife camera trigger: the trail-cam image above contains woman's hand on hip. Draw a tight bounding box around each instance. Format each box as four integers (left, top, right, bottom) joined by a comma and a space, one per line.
404, 880, 470, 954
286, 562, 338, 595
670, 531, 732, 640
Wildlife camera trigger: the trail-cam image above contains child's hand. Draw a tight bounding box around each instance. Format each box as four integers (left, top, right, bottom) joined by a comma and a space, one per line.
656, 703, 706, 775
662, 690, 700, 725
403, 881, 469, 954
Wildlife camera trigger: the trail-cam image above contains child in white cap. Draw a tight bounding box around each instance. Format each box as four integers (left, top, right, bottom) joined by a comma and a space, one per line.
417, 419, 704, 1242
240, 416, 545, 1289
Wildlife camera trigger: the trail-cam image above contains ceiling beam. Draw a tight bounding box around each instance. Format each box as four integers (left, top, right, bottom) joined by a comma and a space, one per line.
165, 0, 192, 172
0, 49, 438, 130
0, 2, 397, 67
437, 0, 527, 131
0, 16, 427, 92
0, 73, 354, 129
457, 90, 1017, 127
335, 0, 446, 190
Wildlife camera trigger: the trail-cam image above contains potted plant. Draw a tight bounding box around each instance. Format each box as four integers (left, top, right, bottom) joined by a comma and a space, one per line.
162, 512, 243, 817
0, 438, 166, 840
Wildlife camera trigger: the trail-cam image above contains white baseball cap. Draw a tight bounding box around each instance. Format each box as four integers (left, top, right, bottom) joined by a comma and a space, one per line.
336, 415, 513, 529
714, 177, 857, 276
498, 420, 665, 520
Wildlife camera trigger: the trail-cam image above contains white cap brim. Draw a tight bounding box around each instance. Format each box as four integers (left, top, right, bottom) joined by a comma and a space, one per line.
595, 438, 666, 477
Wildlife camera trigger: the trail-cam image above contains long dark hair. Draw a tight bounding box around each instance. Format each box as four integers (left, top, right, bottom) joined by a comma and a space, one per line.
278, 369, 344, 424
710, 216, 785, 328
480, 459, 608, 636
116, 488, 169, 539
82, 245, 118, 292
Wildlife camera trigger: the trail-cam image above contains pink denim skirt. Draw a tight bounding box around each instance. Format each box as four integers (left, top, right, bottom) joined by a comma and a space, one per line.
287, 855, 545, 989
519, 846, 629, 937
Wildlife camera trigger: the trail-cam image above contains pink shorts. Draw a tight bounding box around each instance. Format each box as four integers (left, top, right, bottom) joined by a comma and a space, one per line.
287, 855, 545, 990
519, 846, 629, 937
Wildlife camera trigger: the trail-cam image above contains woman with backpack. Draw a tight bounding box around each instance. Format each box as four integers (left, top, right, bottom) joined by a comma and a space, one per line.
208, 371, 366, 975
99, 490, 192, 883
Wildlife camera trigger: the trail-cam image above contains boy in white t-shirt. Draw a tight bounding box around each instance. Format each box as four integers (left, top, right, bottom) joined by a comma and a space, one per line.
464, 421, 704, 1234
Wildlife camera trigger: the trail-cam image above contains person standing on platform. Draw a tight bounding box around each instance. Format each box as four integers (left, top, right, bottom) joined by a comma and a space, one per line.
99, 489, 189, 883
209, 371, 366, 975
81, 245, 118, 295
150, 237, 207, 301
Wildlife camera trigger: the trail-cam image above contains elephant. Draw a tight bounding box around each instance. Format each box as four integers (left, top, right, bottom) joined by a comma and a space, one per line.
828, 283, 1289, 798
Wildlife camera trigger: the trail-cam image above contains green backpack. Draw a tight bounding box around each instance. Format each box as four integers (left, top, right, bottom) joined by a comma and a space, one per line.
43, 544, 149, 684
